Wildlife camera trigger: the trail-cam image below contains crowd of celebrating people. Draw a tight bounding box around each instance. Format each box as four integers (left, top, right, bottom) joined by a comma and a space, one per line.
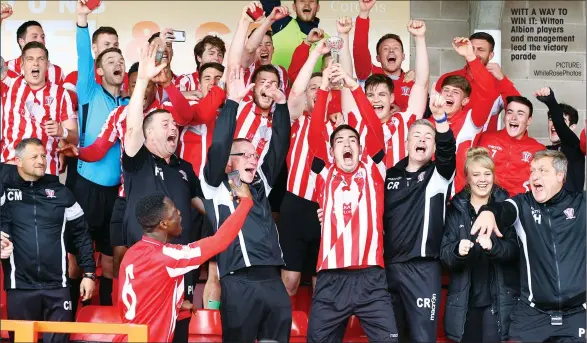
0, 0, 586, 342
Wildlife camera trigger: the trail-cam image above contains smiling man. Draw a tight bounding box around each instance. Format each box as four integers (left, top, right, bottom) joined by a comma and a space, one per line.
471, 150, 586, 343
476, 96, 545, 196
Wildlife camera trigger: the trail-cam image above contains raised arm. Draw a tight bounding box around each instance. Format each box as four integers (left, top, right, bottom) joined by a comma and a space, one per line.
260, 0, 292, 34
288, 39, 330, 120
453, 37, 497, 127
336, 17, 359, 115
124, 43, 167, 157
260, 84, 290, 188
288, 28, 325, 83
75, 0, 98, 105
405, 20, 429, 119
535, 87, 580, 148
203, 68, 254, 188
162, 195, 253, 275
308, 68, 334, 162
353, 0, 377, 80
228, 3, 256, 72
429, 95, 456, 180
242, 6, 289, 68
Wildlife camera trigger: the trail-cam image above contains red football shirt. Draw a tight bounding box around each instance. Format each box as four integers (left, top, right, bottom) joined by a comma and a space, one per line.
115, 197, 253, 343
477, 130, 545, 196
352, 16, 414, 112
309, 87, 386, 272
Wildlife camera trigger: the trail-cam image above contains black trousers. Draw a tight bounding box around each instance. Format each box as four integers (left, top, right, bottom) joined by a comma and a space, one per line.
7, 288, 73, 343
386, 260, 442, 343
461, 305, 500, 343
308, 267, 398, 343
508, 302, 587, 342
219, 266, 291, 343
171, 269, 197, 343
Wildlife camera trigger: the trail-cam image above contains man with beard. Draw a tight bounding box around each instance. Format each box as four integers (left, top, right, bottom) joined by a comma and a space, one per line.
122, 42, 205, 343
476, 96, 545, 196
72, 0, 128, 307
353, 0, 415, 112
436, 31, 520, 132
535, 87, 584, 193
261, 0, 328, 72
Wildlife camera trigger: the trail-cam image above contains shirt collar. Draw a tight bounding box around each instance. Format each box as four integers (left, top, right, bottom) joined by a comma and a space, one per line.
295, 16, 321, 35
142, 236, 164, 246
150, 149, 181, 166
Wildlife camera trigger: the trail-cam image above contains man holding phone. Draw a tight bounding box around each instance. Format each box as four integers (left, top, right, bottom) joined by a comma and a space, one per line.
148, 29, 187, 101
196, 65, 291, 343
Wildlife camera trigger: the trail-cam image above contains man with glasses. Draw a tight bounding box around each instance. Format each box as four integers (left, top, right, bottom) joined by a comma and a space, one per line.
197, 66, 291, 343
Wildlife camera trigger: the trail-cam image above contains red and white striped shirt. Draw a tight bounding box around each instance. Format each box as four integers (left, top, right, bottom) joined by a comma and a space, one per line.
243, 62, 290, 102
7, 58, 65, 85
235, 101, 273, 162
175, 71, 199, 92
155, 73, 181, 102
310, 88, 386, 272
1, 76, 75, 175
286, 111, 337, 201
381, 112, 417, 169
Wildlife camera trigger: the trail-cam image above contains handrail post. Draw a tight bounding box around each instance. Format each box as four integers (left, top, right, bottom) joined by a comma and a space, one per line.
12, 321, 37, 343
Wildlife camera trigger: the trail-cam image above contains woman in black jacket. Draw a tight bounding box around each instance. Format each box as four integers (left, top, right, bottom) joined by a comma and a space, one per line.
440, 147, 520, 342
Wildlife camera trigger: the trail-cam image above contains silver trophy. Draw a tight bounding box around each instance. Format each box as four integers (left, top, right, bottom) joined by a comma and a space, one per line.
325, 36, 344, 89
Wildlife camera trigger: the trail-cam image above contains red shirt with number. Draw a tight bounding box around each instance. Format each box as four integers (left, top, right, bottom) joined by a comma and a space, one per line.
114, 198, 253, 343
476, 130, 545, 196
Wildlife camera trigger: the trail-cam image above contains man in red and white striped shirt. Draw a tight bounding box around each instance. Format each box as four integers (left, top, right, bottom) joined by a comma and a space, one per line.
239, 4, 291, 101
353, 0, 414, 112
175, 35, 226, 94
148, 30, 183, 101
1, 42, 78, 175
306, 64, 398, 342
175, 63, 226, 177
278, 39, 339, 298
364, 20, 429, 169
1, 10, 65, 85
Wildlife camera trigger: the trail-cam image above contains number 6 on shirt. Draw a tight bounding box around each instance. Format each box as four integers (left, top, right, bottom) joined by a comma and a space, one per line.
122, 264, 138, 320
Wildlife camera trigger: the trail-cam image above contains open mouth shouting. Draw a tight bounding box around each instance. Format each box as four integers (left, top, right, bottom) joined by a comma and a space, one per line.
372, 104, 385, 116
386, 55, 398, 66
342, 149, 353, 164
259, 52, 270, 64
532, 180, 544, 194
302, 7, 312, 15
167, 132, 178, 145
414, 144, 427, 157
244, 166, 256, 179
31, 67, 40, 79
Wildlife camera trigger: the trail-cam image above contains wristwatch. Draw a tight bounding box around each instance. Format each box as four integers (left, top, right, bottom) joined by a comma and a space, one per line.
83, 273, 97, 281
435, 113, 448, 124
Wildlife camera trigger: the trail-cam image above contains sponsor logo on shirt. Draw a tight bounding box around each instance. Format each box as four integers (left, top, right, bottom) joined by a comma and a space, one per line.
521, 151, 532, 163
179, 170, 188, 182
417, 171, 425, 183
401, 86, 410, 96
563, 208, 575, 220
45, 189, 56, 198
45, 96, 54, 106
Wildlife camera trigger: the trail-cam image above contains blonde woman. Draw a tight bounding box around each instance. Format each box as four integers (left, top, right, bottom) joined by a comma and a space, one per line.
440, 147, 520, 342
